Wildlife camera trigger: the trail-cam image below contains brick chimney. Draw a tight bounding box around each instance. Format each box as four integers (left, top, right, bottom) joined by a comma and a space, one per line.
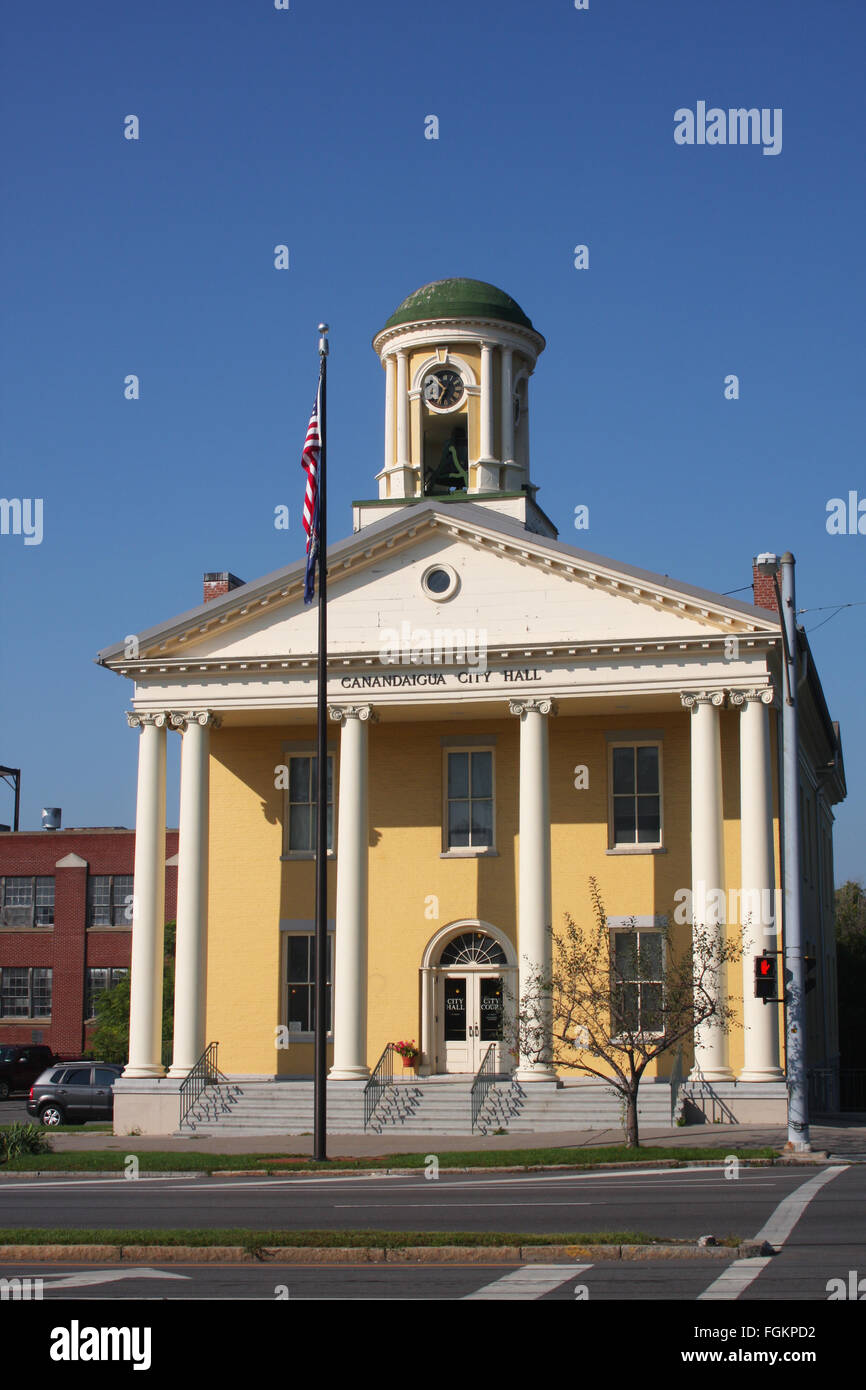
752, 556, 779, 613
203, 572, 245, 604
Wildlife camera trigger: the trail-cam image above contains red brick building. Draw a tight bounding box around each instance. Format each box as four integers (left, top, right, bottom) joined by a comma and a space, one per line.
0, 829, 177, 1057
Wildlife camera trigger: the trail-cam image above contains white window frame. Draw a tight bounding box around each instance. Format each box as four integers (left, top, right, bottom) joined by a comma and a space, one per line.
441, 745, 497, 857
608, 924, 666, 1041
607, 740, 664, 852
281, 748, 337, 860
281, 930, 334, 1041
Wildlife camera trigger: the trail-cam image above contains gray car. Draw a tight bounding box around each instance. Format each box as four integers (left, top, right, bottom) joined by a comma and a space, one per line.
26, 1062, 124, 1126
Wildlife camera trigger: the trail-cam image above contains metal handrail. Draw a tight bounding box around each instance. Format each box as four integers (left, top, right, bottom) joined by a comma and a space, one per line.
471, 1044, 497, 1132
179, 1041, 226, 1130
364, 1042, 398, 1130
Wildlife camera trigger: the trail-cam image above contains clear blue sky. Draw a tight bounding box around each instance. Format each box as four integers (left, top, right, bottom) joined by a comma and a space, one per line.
1, 0, 863, 881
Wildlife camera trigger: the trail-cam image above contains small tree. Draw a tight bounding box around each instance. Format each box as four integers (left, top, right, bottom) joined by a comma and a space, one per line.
514, 879, 742, 1147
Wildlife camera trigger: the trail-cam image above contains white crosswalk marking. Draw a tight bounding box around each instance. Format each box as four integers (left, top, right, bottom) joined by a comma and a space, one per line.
698, 1164, 848, 1302
464, 1264, 592, 1300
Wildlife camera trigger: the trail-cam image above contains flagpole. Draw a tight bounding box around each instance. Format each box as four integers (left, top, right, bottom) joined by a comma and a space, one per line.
313, 323, 329, 1163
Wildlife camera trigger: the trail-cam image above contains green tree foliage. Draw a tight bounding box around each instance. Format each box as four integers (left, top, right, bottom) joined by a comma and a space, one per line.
90, 921, 176, 1066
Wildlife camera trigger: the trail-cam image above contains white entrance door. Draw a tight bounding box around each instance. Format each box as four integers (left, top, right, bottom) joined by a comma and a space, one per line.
441, 973, 504, 1073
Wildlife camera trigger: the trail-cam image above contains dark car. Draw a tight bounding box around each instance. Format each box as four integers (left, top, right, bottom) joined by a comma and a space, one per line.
26, 1062, 124, 1126
0, 1044, 57, 1099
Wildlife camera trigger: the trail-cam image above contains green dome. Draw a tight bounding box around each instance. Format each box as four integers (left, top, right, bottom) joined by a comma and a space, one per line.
382, 278, 535, 331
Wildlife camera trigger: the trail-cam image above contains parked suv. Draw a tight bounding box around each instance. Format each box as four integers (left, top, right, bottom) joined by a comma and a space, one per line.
0, 1044, 57, 1099
27, 1062, 124, 1126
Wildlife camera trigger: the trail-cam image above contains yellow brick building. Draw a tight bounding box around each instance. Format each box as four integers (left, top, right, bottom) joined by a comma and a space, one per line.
98, 280, 845, 1136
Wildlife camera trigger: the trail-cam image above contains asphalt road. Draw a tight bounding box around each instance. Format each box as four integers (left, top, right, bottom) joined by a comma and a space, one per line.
0, 1165, 847, 1239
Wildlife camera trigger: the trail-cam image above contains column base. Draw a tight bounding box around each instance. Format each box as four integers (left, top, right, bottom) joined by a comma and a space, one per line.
328, 1065, 371, 1081
514, 1064, 557, 1083
122, 1064, 166, 1079
689, 1065, 735, 1083
738, 1068, 785, 1082
166, 1063, 196, 1079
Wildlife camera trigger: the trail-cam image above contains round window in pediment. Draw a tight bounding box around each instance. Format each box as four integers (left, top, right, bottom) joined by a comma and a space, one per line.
421, 563, 459, 601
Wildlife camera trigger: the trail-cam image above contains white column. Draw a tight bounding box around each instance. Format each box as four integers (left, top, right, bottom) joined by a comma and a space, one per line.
124, 712, 168, 1078
396, 351, 409, 468
168, 711, 218, 1078
510, 698, 557, 1079
681, 691, 733, 1081
732, 688, 783, 1080
475, 341, 498, 489
382, 354, 396, 486
328, 704, 375, 1080
500, 346, 514, 468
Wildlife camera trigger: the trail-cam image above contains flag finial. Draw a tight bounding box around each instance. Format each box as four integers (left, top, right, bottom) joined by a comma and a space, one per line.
318, 323, 329, 356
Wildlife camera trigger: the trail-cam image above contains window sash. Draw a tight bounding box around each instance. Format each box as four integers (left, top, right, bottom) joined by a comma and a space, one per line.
0, 966, 53, 1018
610, 930, 664, 1035
610, 744, 662, 846
85, 967, 129, 1019
1, 876, 55, 926
285, 934, 333, 1033
446, 749, 494, 849
286, 755, 335, 853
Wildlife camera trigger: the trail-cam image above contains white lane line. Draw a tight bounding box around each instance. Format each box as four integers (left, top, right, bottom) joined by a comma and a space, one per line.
333, 1201, 591, 1209
0, 1175, 203, 1192
464, 1263, 592, 1300
698, 1164, 848, 1302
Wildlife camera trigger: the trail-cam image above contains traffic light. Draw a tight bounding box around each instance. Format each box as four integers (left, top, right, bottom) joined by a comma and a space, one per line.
804, 956, 817, 995
754, 953, 777, 1002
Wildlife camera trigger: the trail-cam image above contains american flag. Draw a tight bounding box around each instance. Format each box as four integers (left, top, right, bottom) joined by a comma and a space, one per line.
301, 380, 322, 605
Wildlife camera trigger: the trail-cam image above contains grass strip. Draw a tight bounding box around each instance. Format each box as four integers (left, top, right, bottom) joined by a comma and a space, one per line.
0, 1228, 657, 1250
0, 1145, 778, 1173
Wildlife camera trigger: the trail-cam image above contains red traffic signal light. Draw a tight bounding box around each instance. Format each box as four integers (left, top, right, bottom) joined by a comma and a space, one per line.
754, 953, 777, 1001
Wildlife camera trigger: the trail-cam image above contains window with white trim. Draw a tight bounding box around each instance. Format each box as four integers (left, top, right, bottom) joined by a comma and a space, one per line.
285, 934, 333, 1034
610, 929, 664, 1035
445, 749, 494, 850
284, 755, 334, 854
609, 743, 662, 847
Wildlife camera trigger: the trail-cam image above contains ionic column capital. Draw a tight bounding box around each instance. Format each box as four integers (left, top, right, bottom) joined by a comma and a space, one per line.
126, 710, 169, 729
729, 686, 776, 709
328, 704, 377, 725
680, 690, 726, 710
169, 710, 222, 731
508, 698, 558, 718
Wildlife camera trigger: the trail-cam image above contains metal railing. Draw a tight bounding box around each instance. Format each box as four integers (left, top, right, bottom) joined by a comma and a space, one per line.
471, 1044, 498, 1132
179, 1041, 225, 1130
364, 1042, 398, 1130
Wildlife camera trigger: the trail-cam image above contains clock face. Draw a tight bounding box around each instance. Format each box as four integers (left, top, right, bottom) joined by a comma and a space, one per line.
423, 368, 464, 410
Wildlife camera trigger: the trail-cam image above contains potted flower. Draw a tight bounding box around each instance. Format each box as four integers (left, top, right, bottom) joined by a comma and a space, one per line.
393, 1040, 420, 1070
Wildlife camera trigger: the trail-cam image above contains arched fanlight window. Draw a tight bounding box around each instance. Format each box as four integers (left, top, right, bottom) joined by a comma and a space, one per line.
439, 931, 508, 967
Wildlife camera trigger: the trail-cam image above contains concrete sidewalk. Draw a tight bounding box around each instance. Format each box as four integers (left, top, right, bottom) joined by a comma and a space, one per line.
41, 1118, 866, 1158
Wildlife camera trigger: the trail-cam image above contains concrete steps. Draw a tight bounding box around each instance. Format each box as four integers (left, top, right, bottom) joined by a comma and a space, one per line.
180, 1076, 672, 1137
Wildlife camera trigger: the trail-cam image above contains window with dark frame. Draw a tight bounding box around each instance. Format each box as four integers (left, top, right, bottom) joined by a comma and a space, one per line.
0, 876, 55, 926
87, 875, 134, 926
446, 749, 493, 849
286, 755, 334, 853
611, 744, 661, 846
85, 967, 129, 1020
285, 934, 333, 1034
611, 930, 664, 1035
0, 966, 53, 1018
